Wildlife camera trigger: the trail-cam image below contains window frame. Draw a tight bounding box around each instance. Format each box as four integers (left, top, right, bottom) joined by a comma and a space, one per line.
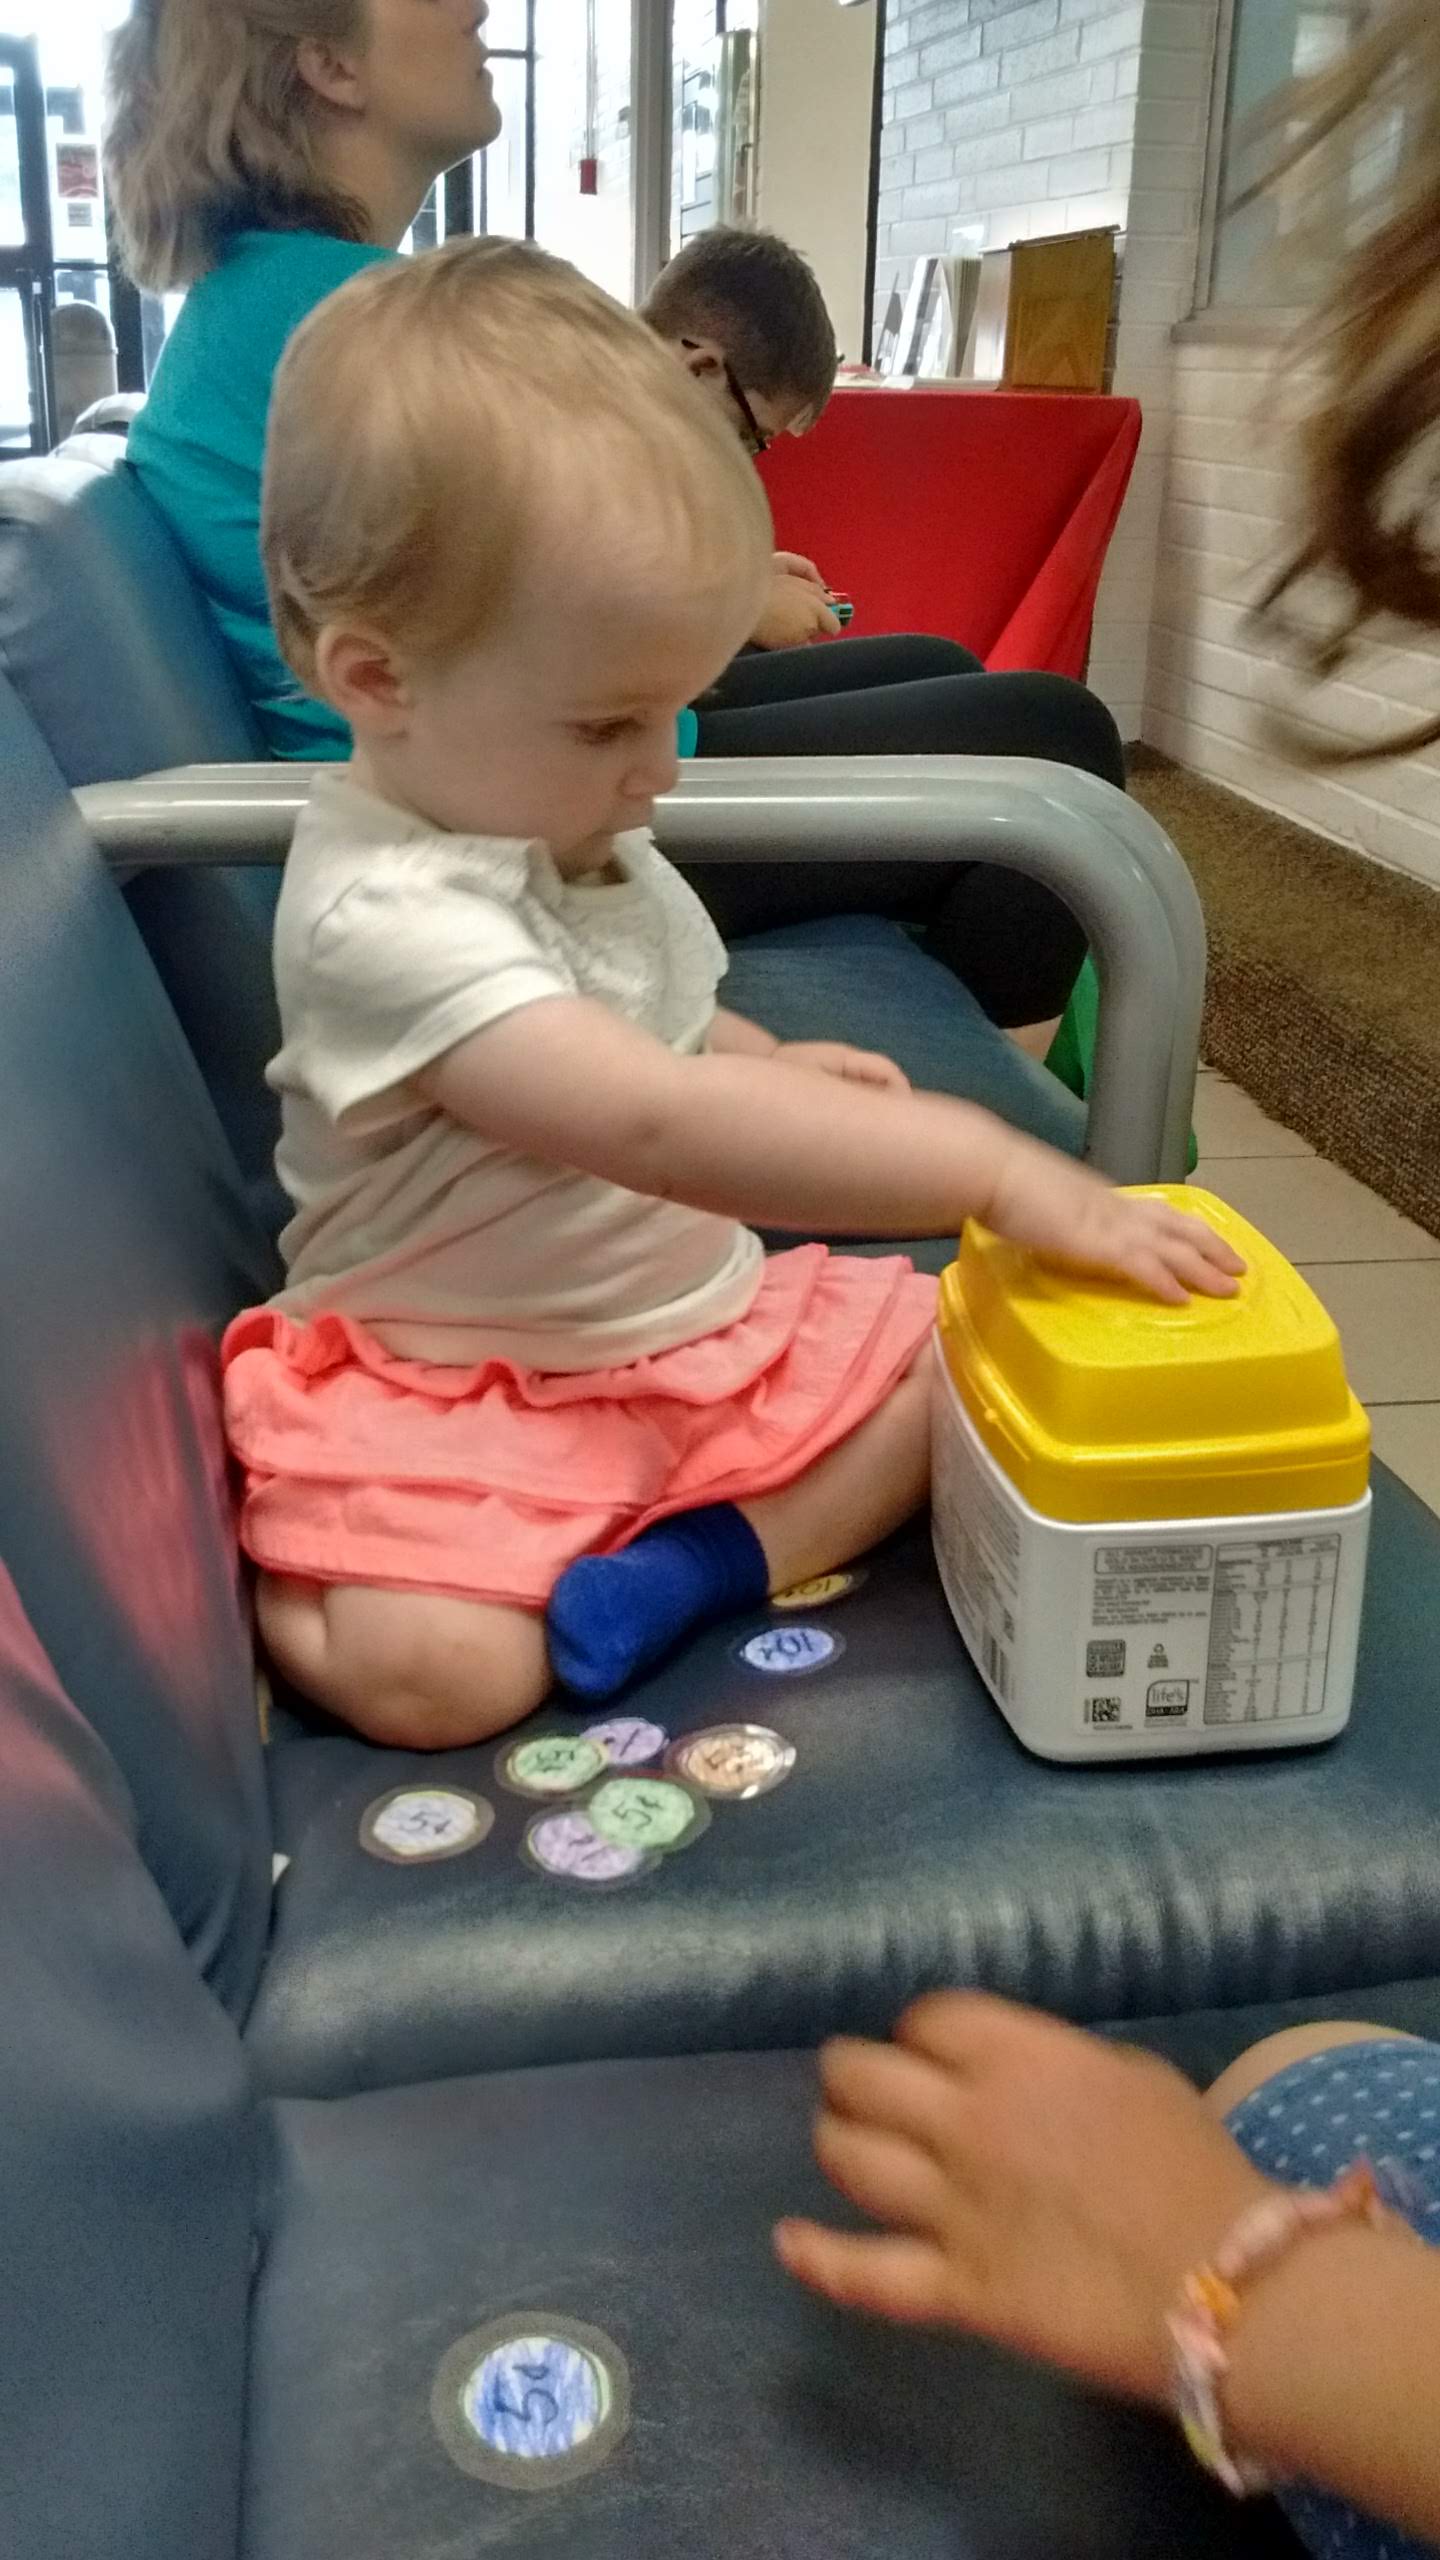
475, 4, 537, 244
1191, 0, 1239, 320
0, 33, 60, 446
1180, 0, 1301, 340
1188, 0, 1386, 337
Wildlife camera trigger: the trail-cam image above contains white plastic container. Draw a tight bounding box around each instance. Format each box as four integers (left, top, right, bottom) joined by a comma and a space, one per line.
931, 1188, 1372, 1764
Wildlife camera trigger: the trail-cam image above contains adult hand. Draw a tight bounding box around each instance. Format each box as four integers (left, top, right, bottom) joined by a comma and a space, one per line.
776, 1993, 1274, 2407
774, 1040, 910, 1094
751, 569, 842, 651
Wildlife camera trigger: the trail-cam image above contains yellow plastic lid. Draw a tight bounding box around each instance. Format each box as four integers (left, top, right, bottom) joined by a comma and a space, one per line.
936, 1185, 1370, 1525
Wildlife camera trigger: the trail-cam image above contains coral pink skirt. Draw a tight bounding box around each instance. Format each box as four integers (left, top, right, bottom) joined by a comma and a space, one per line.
222, 1245, 937, 1610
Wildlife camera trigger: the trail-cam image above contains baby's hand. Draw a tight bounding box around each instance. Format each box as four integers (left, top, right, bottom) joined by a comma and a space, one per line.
775, 1040, 910, 1094
775, 1993, 1272, 2408
986, 1147, 1244, 1303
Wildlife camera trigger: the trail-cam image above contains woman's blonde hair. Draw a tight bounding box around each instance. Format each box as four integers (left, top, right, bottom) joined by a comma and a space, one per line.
262, 237, 772, 691
1244, 0, 1440, 757
106, 0, 371, 293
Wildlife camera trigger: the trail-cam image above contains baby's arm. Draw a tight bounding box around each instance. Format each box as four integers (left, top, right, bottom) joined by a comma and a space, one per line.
416, 995, 1241, 1302
707, 1007, 779, 1057
778, 1996, 1440, 2546
710, 1008, 910, 1093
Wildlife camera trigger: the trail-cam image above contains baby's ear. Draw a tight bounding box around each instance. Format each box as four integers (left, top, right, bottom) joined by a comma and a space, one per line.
315, 626, 412, 734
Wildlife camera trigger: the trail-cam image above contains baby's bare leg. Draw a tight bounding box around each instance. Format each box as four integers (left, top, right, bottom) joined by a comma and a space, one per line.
257, 1574, 550, 1750
1206, 2023, 1424, 2122
739, 1350, 932, 1593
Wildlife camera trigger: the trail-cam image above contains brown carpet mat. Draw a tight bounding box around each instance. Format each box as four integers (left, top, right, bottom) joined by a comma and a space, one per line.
1128, 750, 1440, 1242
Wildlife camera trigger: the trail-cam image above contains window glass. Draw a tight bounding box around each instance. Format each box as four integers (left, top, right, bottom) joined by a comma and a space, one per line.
1210, 1, 1403, 306
483, 0, 530, 50
533, 0, 633, 300
479, 50, 530, 237
0, 280, 36, 449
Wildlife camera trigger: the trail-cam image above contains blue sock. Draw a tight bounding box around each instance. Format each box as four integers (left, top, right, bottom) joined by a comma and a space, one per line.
547, 1504, 770, 1701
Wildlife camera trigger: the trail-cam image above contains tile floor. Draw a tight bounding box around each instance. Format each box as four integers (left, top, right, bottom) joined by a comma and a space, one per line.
1193, 1068, 1440, 1517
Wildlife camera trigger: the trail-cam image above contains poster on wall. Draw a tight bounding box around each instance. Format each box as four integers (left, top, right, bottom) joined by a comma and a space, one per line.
882, 255, 981, 380
899, 256, 942, 373
874, 279, 906, 375
55, 138, 101, 237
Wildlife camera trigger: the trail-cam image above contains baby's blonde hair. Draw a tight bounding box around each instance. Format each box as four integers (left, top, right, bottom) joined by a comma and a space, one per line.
107, 0, 370, 293
262, 237, 773, 691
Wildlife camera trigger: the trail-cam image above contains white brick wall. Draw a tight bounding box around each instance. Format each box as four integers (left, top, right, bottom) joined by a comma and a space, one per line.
1145, 344, 1440, 893
873, 0, 1143, 338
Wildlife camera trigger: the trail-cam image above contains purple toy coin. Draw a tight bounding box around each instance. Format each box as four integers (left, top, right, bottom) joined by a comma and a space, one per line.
523, 1808, 652, 1886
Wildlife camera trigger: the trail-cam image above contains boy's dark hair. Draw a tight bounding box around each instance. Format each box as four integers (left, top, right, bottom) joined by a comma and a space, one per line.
643, 226, 837, 420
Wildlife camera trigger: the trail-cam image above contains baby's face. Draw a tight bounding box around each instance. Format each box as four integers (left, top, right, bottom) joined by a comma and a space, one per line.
370, 546, 763, 865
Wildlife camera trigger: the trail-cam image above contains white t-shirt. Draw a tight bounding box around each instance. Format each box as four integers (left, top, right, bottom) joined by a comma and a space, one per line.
267, 771, 763, 1370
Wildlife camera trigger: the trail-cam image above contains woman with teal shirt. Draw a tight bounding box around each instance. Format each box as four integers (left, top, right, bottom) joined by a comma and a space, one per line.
107, 0, 1083, 1159
128, 219, 706, 767
120, 4, 699, 773
113, 0, 502, 758
129, 230, 392, 759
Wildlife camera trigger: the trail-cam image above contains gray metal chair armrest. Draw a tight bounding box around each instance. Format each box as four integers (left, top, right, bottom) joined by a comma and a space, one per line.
77, 755, 1203, 1185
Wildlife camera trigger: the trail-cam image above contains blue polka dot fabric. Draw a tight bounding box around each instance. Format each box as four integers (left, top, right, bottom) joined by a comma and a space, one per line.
1226, 2038, 1440, 2560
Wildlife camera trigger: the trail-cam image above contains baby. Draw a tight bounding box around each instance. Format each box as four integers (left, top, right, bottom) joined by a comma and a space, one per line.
224, 238, 1240, 1751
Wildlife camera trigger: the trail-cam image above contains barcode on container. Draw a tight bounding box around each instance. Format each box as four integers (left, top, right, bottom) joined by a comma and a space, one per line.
983, 1632, 1011, 1701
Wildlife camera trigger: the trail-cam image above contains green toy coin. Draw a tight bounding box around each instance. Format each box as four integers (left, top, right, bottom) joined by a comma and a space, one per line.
584, 1773, 708, 1854
502, 1734, 608, 1798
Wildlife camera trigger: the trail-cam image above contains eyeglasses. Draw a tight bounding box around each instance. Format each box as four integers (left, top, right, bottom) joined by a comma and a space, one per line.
723, 361, 773, 457
679, 339, 773, 456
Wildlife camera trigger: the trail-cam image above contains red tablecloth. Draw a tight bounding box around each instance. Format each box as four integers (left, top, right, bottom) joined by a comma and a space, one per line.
758, 385, 1141, 681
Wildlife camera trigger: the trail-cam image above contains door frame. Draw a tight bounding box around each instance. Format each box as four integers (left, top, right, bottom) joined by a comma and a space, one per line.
630, 0, 672, 303
0, 35, 57, 450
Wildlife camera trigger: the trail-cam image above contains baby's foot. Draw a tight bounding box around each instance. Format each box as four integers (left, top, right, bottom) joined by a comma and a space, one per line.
547, 1504, 768, 1700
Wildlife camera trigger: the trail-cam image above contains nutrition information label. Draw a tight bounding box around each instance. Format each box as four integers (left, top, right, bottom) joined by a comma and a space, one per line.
1204, 1535, 1340, 1726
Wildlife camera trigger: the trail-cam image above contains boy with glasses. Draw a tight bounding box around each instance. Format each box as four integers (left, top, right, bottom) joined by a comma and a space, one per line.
641, 225, 1124, 1053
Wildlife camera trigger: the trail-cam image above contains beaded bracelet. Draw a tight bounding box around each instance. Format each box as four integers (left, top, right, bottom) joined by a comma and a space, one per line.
1167, 2160, 1394, 2497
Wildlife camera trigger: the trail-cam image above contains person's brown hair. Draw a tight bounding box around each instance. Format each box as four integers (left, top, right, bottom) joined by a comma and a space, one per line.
1245, 0, 1440, 758
643, 226, 837, 423
262, 237, 771, 692
106, 0, 371, 294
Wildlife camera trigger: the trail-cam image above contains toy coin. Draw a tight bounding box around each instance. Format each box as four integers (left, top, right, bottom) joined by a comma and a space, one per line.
667, 1724, 797, 1801
584, 1773, 708, 1855
360, 1787, 494, 1864
523, 1807, 653, 1887
501, 1733, 608, 1798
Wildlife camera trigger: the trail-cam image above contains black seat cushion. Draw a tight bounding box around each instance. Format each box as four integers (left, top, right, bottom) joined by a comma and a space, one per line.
0, 1567, 257, 2560
0, 1559, 1297, 2560
245, 2047, 1302, 2560
0, 451, 284, 1201
0, 448, 262, 780
249, 1465, 1440, 2098
0, 676, 278, 2014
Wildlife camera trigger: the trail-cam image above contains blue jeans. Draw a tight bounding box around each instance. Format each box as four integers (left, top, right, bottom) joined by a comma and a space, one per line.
722, 915, 1086, 1273
1228, 2040, 1440, 2559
